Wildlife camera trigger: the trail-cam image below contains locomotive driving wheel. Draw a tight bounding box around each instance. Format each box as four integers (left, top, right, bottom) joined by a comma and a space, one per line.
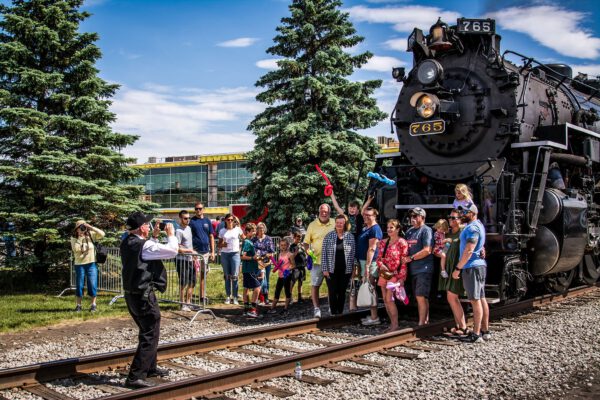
545, 269, 576, 293
582, 253, 600, 285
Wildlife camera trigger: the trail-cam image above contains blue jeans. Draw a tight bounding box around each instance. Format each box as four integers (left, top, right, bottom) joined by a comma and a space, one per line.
221, 252, 240, 298
261, 265, 272, 297
75, 262, 98, 297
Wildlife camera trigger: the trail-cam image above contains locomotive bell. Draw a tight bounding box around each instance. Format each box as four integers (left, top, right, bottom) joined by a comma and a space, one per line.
428, 17, 452, 51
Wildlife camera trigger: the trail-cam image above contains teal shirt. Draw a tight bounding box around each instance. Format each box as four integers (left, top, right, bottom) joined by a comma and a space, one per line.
241, 239, 259, 274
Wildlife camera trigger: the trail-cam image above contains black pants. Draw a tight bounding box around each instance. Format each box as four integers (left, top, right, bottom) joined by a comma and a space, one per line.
326, 273, 351, 315
274, 275, 293, 300
125, 291, 161, 380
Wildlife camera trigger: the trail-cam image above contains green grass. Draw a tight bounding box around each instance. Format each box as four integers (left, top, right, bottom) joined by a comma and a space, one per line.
0, 264, 323, 333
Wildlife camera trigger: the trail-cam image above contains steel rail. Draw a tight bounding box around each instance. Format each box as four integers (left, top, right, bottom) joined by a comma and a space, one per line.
100, 285, 600, 400
0, 310, 368, 390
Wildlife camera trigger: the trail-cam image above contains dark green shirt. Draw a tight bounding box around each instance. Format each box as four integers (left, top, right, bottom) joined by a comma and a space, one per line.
241, 239, 259, 274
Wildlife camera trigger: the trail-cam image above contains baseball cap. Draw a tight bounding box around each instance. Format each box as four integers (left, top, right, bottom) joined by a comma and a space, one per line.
409, 207, 426, 217
126, 211, 153, 230
457, 202, 478, 214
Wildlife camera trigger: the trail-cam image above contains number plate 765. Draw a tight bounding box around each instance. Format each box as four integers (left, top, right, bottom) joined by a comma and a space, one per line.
409, 120, 445, 136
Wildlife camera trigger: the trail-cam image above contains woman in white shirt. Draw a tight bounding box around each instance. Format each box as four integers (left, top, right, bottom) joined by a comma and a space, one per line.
218, 214, 244, 305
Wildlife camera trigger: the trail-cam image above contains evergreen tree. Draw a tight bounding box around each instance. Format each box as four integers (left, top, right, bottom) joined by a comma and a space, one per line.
0, 0, 151, 282
245, 0, 386, 235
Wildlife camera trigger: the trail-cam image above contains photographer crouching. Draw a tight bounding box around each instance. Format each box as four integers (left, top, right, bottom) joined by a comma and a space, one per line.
120, 212, 178, 389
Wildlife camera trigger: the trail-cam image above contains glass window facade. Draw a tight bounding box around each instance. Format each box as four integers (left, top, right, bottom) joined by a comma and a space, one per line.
131, 161, 253, 209
131, 165, 208, 209
216, 161, 252, 207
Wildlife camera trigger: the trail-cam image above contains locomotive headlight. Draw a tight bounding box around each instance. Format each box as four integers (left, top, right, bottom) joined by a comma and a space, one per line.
417, 59, 444, 86
410, 92, 439, 119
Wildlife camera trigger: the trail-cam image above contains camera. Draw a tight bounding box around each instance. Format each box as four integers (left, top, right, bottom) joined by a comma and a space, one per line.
159, 221, 166, 230
79, 225, 87, 232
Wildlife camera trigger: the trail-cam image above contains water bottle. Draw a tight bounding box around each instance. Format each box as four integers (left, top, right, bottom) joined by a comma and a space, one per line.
294, 361, 302, 379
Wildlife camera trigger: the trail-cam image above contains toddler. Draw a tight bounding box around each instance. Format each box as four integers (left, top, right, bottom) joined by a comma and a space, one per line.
453, 183, 473, 209
433, 219, 450, 278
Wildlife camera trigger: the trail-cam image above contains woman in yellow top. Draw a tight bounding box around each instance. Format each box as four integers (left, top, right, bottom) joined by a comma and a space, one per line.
71, 220, 105, 312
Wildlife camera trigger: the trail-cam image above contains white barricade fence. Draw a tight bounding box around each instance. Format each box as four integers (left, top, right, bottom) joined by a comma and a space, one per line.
58, 247, 123, 298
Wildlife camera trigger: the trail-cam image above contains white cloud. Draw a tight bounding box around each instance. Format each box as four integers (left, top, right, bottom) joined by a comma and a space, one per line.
570, 64, 600, 78
346, 5, 460, 32
256, 59, 281, 69
383, 37, 407, 51
487, 6, 600, 59
216, 37, 259, 48
111, 85, 262, 161
362, 55, 405, 72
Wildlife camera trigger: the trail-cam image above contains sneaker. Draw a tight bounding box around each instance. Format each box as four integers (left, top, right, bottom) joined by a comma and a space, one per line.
181, 305, 191, 312
481, 330, 492, 341
75, 304, 82, 312
440, 270, 449, 279
362, 317, 381, 326
233, 298, 239, 305
313, 308, 322, 318
460, 332, 484, 343
267, 309, 278, 314
361, 316, 369, 323
247, 308, 259, 318
224, 297, 231, 305
280, 309, 289, 317
90, 304, 97, 312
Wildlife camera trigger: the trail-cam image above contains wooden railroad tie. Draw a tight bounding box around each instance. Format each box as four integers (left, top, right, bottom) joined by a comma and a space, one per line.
379, 350, 420, 359
326, 363, 369, 375
24, 384, 76, 400
350, 357, 385, 367
252, 383, 295, 398
161, 360, 210, 376
233, 348, 284, 359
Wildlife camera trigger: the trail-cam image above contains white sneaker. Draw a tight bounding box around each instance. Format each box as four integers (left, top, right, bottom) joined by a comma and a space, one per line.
224, 297, 231, 305
313, 308, 322, 318
233, 298, 239, 305
181, 305, 191, 312
482, 331, 492, 341
362, 317, 381, 326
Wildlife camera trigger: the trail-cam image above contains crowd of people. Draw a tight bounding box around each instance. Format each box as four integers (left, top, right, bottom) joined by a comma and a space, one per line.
69, 186, 492, 388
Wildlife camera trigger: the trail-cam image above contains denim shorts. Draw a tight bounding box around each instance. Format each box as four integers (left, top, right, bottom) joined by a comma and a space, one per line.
462, 266, 486, 300
243, 272, 262, 289
411, 272, 433, 298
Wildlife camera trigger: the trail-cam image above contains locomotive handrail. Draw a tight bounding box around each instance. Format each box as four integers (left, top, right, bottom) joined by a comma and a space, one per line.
394, 158, 500, 168
502, 50, 599, 105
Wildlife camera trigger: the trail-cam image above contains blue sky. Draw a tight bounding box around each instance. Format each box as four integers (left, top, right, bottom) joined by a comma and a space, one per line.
75, 0, 600, 162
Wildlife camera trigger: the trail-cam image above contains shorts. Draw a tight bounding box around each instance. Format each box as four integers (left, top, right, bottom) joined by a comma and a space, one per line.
310, 264, 324, 286
176, 258, 196, 286
411, 272, 433, 298
359, 260, 378, 279
243, 272, 262, 289
197, 252, 210, 273
462, 265, 486, 300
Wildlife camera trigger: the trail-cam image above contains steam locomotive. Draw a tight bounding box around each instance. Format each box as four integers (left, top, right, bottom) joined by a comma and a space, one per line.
371, 17, 600, 301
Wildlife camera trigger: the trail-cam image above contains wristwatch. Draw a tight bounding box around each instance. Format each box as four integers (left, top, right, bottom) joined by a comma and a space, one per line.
410, 255, 415, 261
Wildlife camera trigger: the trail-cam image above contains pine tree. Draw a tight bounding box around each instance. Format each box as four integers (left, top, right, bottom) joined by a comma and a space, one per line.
245, 0, 386, 235
0, 0, 151, 282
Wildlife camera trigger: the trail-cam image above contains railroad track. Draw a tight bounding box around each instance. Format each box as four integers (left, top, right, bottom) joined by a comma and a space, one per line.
1, 284, 599, 400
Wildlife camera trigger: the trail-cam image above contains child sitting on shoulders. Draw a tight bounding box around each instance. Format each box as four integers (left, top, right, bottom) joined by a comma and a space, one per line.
453, 183, 473, 209
433, 219, 451, 279
268, 239, 295, 316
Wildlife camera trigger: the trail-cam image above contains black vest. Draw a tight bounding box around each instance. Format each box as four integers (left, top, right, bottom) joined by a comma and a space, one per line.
120, 235, 167, 294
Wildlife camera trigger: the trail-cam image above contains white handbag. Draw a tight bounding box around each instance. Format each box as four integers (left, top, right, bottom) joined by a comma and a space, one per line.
356, 282, 376, 307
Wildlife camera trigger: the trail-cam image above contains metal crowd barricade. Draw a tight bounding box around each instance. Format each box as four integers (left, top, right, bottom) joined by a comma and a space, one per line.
58, 247, 123, 301
60, 247, 215, 322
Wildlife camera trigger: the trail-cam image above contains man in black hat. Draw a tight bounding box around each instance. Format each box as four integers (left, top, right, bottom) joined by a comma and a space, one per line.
401, 207, 434, 325
120, 211, 179, 388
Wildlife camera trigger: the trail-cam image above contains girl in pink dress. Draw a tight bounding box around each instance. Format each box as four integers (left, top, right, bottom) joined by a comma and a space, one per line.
376, 219, 408, 332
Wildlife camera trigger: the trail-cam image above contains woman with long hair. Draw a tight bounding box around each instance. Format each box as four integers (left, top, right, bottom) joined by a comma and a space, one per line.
70, 220, 105, 312
375, 219, 408, 332
218, 213, 244, 305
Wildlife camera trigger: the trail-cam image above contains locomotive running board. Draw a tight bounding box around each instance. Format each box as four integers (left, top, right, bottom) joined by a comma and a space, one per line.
512, 123, 600, 151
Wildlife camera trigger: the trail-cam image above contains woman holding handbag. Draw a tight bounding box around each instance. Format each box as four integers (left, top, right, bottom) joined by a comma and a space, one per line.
321, 214, 355, 315
375, 219, 408, 332
71, 220, 105, 312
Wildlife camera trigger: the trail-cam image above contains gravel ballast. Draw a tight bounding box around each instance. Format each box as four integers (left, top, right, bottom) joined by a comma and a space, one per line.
0, 294, 599, 399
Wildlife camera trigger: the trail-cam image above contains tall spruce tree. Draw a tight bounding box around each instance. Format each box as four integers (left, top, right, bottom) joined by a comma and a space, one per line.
0, 0, 150, 282
245, 0, 386, 235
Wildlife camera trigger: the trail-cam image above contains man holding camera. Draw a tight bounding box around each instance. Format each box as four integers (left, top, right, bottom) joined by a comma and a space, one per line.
120, 211, 178, 389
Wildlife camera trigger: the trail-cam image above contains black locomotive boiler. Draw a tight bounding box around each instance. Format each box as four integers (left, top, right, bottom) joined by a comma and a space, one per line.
372, 17, 600, 301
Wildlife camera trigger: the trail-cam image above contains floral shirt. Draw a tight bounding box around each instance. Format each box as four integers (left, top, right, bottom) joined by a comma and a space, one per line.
375, 237, 408, 282
252, 235, 275, 256
433, 231, 446, 256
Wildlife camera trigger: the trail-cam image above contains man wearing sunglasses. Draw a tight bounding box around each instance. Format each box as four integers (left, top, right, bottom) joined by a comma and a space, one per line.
176, 210, 195, 310
452, 203, 490, 343
189, 202, 215, 276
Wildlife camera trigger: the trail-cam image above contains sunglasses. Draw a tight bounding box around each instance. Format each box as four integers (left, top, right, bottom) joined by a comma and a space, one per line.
226, 218, 234, 221
182, 217, 190, 220
195, 207, 203, 210
447, 216, 460, 220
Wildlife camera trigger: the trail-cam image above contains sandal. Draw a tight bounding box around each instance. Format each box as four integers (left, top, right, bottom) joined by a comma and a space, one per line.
449, 326, 470, 336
